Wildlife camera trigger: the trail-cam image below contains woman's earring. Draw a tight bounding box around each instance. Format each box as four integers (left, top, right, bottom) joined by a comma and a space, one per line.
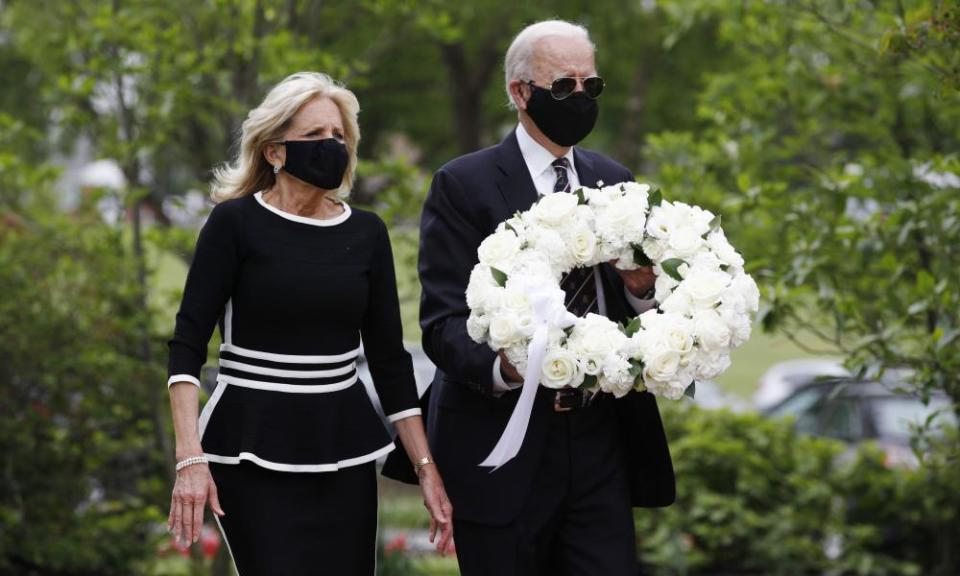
273, 165, 280, 175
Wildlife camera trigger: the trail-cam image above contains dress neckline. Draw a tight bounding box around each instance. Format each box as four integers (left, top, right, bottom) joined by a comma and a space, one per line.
254, 191, 352, 227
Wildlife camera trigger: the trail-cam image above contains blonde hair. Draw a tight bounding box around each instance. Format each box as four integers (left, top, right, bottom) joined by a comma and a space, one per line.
211, 72, 361, 202
504, 20, 594, 109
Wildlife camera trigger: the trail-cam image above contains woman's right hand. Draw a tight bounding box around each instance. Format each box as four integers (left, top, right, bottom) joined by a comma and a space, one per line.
168, 460, 225, 548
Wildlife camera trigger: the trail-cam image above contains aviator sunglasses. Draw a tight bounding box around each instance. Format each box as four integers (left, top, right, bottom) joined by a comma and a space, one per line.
527, 76, 605, 100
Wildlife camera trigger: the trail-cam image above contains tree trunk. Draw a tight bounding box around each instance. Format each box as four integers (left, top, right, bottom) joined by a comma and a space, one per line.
439, 37, 503, 154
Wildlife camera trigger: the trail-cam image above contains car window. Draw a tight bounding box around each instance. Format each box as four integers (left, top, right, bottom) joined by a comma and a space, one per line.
820, 398, 863, 441
767, 386, 825, 419
871, 397, 955, 441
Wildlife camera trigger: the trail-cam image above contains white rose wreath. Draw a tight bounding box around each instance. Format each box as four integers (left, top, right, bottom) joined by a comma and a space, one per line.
465, 182, 759, 468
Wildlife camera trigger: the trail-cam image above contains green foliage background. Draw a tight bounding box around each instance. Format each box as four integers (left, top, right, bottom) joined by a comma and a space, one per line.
0, 0, 958, 574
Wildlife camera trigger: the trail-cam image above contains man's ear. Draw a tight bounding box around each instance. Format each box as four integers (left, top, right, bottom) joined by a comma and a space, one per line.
508, 80, 529, 111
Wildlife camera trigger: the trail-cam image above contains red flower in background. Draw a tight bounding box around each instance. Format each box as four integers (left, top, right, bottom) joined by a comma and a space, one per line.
200, 525, 221, 560
384, 534, 407, 556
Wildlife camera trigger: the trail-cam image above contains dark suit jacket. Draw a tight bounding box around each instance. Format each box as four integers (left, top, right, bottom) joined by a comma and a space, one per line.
382, 130, 675, 526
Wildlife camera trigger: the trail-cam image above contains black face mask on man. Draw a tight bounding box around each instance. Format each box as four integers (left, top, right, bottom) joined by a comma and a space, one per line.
524, 84, 599, 147
279, 138, 349, 190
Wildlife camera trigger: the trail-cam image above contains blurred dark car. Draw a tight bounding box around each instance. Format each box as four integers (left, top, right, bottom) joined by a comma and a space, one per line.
762, 377, 956, 468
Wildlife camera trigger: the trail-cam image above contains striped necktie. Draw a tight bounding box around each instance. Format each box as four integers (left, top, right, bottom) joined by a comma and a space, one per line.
552, 158, 598, 316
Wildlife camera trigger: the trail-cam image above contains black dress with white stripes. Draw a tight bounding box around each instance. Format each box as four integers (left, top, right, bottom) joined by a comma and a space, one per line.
167, 191, 421, 473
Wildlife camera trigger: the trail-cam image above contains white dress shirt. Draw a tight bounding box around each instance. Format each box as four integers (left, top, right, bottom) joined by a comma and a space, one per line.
492, 123, 656, 392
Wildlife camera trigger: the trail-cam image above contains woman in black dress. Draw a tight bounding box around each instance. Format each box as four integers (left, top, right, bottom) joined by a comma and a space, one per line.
165, 71, 453, 574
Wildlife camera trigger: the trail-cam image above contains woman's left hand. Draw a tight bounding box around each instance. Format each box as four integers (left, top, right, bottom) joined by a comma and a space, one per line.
418, 464, 455, 555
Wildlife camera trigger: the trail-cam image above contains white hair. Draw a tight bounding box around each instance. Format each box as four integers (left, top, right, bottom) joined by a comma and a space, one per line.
503, 19, 595, 109
211, 72, 361, 202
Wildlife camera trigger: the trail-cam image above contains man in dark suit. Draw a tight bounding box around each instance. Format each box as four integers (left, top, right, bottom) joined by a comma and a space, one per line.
387, 19, 675, 575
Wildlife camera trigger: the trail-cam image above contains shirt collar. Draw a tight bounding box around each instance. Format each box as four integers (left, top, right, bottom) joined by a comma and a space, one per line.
516, 122, 576, 182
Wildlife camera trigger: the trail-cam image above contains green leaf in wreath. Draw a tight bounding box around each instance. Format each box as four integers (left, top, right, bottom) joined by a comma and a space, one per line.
582, 374, 598, 389
708, 214, 721, 234
660, 258, 687, 281
632, 244, 652, 267
504, 221, 516, 234
491, 267, 507, 287
685, 382, 697, 398
622, 316, 643, 338
575, 187, 587, 205
649, 188, 662, 207
628, 360, 644, 379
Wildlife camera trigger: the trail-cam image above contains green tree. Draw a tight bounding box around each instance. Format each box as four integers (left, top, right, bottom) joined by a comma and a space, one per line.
644, 0, 960, 414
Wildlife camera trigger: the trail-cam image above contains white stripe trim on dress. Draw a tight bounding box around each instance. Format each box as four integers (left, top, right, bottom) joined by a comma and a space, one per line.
217, 373, 358, 393
167, 374, 201, 388
204, 442, 396, 472
219, 359, 356, 378
386, 408, 422, 423
199, 380, 227, 439
254, 191, 353, 227
224, 299, 234, 344
213, 514, 241, 576
220, 342, 361, 364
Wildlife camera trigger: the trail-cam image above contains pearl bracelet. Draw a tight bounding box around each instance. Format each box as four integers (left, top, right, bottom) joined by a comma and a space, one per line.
175, 455, 208, 472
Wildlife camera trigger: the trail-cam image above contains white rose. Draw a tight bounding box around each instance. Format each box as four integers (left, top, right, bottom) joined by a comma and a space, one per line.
653, 271, 679, 302
667, 226, 705, 259
641, 237, 667, 262
488, 313, 521, 349
568, 314, 628, 357
659, 287, 694, 316
693, 309, 731, 352
730, 272, 760, 313
540, 348, 584, 389
706, 230, 745, 268
585, 185, 617, 207
509, 251, 556, 281
683, 266, 731, 308
662, 319, 695, 355
532, 192, 579, 227
720, 307, 753, 347
619, 181, 652, 196
466, 314, 490, 342
568, 227, 598, 265
504, 343, 529, 375
580, 355, 604, 376
595, 198, 647, 248
646, 376, 692, 401
515, 312, 536, 339
694, 351, 732, 380
643, 348, 681, 383
502, 289, 530, 314
526, 227, 573, 272
477, 230, 521, 271
500, 215, 529, 238
645, 206, 672, 239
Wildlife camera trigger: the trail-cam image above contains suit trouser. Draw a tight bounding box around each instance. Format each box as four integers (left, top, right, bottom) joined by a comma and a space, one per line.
454, 396, 637, 576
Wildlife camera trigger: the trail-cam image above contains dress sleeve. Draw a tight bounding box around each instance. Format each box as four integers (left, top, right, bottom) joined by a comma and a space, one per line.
361, 217, 420, 421
166, 201, 243, 387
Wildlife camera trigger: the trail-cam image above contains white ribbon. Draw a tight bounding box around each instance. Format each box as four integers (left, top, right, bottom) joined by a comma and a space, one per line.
480, 283, 575, 471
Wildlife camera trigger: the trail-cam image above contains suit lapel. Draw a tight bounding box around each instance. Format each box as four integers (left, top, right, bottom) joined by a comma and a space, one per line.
573, 148, 605, 190
494, 130, 539, 219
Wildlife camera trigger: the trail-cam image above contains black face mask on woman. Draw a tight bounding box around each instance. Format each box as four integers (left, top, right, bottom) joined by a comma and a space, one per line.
524, 85, 599, 147
280, 138, 349, 190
